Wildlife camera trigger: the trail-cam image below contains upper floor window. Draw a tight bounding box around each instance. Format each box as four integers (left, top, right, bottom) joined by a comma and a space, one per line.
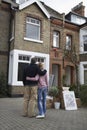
25, 17, 40, 41
53, 31, 60, 48
83, 35, 87, 51
66, 35, 72, 50
71, 15, 86, 25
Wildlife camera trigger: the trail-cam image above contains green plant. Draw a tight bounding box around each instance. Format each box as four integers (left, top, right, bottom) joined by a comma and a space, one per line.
62, 74, 66, 86
0, 72, 8, 97
69, 84, 79, 98
48, 86, 58, 97
80, 84, 87, 106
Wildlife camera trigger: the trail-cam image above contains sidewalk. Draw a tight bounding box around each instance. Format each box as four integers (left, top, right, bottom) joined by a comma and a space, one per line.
0, 98, 87, 130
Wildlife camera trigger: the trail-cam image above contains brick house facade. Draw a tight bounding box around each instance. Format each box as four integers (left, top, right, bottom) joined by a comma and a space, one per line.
0, 0, 18, 85
65, 2, 87, 85
0, 0, 87, 97
50, 17, 80, 87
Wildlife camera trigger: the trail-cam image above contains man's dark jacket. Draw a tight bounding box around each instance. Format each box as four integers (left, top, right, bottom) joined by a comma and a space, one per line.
23, 63, 46, 86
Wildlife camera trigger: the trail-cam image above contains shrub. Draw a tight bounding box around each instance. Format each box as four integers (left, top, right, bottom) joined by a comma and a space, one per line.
48, 86, 58, 97
69, 84, 79, 98
80, 84, 87, 106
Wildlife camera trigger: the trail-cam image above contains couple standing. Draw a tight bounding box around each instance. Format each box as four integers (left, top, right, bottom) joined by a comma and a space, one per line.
22, 57, 48, 118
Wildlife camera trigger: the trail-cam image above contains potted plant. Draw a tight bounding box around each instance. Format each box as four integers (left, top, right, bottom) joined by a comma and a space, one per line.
48, 86, 60, 109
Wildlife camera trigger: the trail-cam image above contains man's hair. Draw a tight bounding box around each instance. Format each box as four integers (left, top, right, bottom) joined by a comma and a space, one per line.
31, 57, 36, 64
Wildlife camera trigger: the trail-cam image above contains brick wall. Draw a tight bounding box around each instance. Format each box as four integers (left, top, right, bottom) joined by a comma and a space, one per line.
13, 4, 50, 54
0, 3, 10, 76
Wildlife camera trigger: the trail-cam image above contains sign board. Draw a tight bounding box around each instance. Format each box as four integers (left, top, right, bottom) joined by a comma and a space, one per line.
63, 91, 77, 110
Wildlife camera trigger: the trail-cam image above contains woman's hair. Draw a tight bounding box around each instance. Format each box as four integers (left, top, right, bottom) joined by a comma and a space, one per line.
38, 62, 44, 69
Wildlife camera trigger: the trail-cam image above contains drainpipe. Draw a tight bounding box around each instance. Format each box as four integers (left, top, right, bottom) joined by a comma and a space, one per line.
7, 7, 13, 96
62, 13, 65, 27
7, 5, 18, 96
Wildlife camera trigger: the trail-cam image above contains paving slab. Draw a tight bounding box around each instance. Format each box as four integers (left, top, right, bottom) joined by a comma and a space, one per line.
0, 98, 87, 130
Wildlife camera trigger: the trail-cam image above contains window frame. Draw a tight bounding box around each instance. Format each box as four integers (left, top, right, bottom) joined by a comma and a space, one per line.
83, 35, 87, 52
8, 50, 49, 86
25, 17, 40, 40
84, 64, 87, 84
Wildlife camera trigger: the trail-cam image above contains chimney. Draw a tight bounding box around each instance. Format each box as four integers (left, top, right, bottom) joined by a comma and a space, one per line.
72, 2, 85, 16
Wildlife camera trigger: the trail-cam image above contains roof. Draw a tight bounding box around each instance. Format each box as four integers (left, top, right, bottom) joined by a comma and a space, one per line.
65, 11, 87, 20
18, 0, 63, 19
19, 0, 50, 18
41, 2, 63, 19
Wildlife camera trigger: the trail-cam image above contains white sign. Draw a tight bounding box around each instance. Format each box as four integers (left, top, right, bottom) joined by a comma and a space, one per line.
63, 91, 77, 110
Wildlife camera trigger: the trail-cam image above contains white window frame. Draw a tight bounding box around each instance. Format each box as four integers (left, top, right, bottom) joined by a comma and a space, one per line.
53, 31, 59, 48
24, 17, 42, 43
84, 65, 87, 84
71, 15, 86, 25
83, 35, 87, 52
79, 62, 87, 84
8, 49, 49, 86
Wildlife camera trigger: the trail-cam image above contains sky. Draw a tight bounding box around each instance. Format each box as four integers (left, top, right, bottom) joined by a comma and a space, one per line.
41, 0, 87, 17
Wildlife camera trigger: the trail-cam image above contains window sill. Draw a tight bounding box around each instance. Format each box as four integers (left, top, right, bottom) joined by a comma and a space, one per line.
24, 37, 43, 43
80, 51, 87, 54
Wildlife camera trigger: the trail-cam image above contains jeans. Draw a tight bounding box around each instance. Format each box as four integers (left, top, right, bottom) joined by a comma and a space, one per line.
37, 87, 47, 115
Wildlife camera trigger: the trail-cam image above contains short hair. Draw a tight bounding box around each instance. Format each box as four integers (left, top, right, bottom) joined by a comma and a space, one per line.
31, 57, 36, 64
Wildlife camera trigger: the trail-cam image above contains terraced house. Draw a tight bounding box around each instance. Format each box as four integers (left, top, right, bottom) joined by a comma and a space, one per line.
0, 0, 18, 94
0, 0, 87, 97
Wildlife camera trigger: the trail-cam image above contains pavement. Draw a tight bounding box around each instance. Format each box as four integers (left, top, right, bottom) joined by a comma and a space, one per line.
0, 98, 87, 130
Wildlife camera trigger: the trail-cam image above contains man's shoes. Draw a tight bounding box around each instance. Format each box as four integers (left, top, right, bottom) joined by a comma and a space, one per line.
22, 114, 27, 117
36, 114, 45, 119
28, 115, 36, 118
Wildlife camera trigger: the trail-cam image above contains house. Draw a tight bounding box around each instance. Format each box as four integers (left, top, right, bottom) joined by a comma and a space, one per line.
8, 0, 50, 96
79, 23, 87, 85
0, 0, 86, 97
0, 0, 18, 89
65, 2, 87, 85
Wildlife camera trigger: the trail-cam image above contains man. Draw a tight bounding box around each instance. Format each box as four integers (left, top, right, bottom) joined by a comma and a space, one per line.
22, 57, 46, 117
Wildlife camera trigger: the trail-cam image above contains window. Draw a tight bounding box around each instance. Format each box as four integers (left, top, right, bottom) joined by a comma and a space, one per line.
18, 55, 31, 81
53, 31, 60, 48
83, 35, 87, 51
71, 15, 86, 25
17, 55, 44, 81
8, 50, 49, 86
66, 35, 72, 50
35, 57, 44, 63
25, 17, 40, 40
